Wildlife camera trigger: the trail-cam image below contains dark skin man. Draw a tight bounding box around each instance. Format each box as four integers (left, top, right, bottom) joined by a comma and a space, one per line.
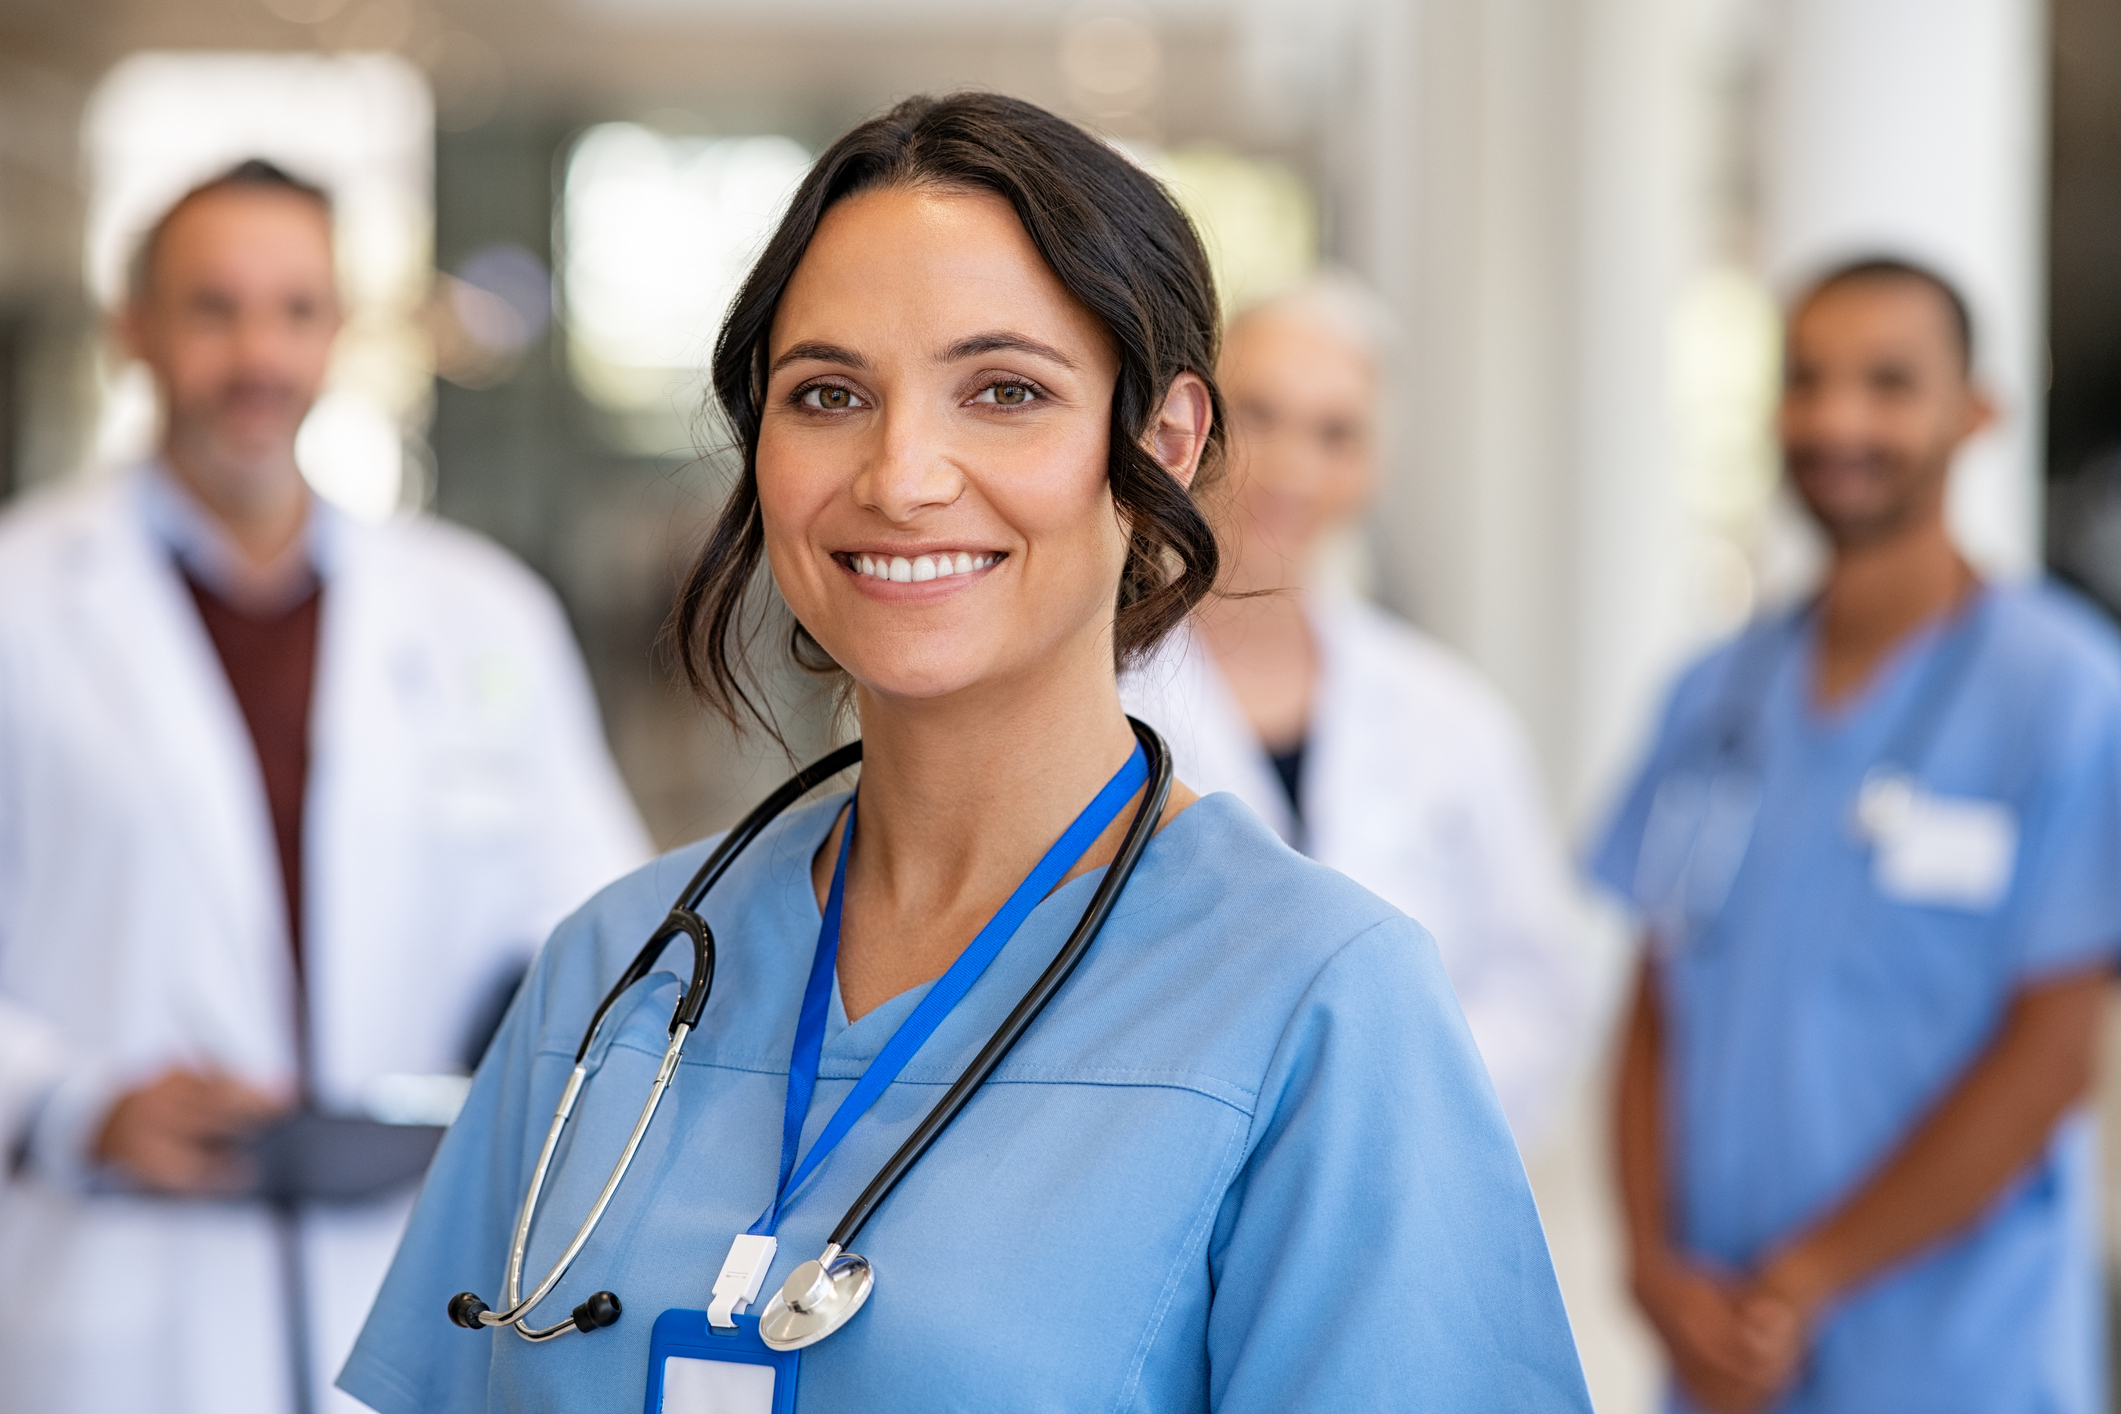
1617, 270, 2110, 1411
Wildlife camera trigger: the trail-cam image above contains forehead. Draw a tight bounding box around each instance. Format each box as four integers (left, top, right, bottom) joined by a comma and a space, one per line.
150, 187, 334, 287
773, 185, 1110, 358
1223, 311, 1375, 397
1789, 277, 1963, 366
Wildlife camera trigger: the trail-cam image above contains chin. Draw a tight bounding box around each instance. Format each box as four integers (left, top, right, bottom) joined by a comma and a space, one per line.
822, 631, 998, 705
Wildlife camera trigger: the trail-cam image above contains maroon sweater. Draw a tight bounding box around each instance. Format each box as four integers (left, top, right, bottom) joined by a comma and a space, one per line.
183, 572, 323, 985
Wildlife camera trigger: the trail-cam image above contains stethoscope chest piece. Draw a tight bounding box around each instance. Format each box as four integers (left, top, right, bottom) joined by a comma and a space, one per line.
757, 1247, 873, 1351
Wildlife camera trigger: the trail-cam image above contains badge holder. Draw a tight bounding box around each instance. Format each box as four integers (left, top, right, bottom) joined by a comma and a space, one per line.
645, 1309, 799, 1414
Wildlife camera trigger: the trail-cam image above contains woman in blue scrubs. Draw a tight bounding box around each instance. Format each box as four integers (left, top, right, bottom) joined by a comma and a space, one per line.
340, 93, 1588, 1414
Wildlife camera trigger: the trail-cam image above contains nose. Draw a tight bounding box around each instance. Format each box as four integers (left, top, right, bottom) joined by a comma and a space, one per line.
854, 400, 964, 524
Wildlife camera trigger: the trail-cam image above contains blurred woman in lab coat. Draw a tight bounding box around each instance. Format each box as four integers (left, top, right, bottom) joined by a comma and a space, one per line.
1121, 274, 1588, 1151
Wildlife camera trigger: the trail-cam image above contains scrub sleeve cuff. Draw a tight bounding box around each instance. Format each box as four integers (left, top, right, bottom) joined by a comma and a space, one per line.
335, 1349, 421, 1414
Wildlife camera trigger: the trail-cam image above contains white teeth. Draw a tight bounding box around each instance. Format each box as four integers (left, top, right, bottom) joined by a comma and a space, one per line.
850, 552, 997, 581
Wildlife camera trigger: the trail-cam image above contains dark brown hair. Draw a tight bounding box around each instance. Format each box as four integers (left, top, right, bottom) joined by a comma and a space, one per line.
1800, 256, 1976, 373
672, 92, 1225, 736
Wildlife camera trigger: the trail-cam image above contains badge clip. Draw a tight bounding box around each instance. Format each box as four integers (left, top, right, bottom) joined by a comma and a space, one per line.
708, 1234, 778, 1329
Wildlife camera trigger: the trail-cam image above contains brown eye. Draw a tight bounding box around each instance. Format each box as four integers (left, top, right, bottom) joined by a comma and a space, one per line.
981, 382, 1037, 406
804, 385, 860, 410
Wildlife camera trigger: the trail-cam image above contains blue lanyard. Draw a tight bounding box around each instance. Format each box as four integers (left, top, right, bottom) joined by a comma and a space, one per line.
747, 742, 1149, 1239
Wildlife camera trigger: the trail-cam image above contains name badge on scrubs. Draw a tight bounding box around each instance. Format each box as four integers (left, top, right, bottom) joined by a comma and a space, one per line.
645, 1310, 799, 1414
1855, 771, 2018, 912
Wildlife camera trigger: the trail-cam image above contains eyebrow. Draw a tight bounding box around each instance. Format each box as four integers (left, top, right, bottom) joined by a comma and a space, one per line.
940, 331, 1079, 370
769, 331, 1080, 376
770, 340, 870, 374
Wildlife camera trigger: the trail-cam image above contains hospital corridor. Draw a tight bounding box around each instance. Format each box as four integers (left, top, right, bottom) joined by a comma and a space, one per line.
2, 0, 2120, 1411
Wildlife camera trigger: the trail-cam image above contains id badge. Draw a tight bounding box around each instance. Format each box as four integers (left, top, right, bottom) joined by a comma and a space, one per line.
1857, 773, 2018, 912
645, 1309, 799, 1414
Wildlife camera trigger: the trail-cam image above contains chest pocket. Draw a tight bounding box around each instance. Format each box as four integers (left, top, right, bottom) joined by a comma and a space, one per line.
1867, 789, 2018, 914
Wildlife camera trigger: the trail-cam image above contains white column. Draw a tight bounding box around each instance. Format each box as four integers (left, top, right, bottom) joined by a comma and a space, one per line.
1340, 0, 1703, 826
1566, 0, 1698, 825
1759, 0, 2050, 575
1341, 0, 1584, 804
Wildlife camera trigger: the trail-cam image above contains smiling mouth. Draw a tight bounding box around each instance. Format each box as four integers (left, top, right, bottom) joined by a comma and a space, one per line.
839, 551, 1005, 584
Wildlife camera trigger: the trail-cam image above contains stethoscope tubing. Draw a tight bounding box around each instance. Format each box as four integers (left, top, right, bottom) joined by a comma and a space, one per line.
464, 721, 1169, 1340
826, 718, 1171, 1251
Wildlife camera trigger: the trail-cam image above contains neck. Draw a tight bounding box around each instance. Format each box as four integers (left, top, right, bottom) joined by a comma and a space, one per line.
849, 648, 1139, 893
1193, 578, 1314, 675
1814, 509, 1975, 706
161, 437, 310, 569
824, 631, 1181, 1021
1192, 541, 1319, 752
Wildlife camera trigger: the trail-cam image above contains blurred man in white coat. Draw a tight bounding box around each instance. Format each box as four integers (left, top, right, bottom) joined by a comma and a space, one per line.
1122, 275, 1587, 1151
0, 160, 649, 1412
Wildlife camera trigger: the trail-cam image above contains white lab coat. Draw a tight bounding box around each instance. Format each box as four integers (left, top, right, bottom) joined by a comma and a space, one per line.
0, 468, 650, 1414
1121, 594, 1588, 1151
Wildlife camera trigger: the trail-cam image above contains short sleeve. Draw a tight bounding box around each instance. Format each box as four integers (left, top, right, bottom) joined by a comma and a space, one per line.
2005, 678, 2121, 983
1588, 675, 1699, 910
1204, 919, 1591, 1412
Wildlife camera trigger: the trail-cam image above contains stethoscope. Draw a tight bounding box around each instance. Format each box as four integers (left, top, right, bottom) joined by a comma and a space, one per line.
447, 718, 1173, 1349
1636, 590, 1992, 952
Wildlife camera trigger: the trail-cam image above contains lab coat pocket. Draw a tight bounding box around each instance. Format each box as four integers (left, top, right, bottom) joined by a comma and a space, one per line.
1872, 793, 2018, 913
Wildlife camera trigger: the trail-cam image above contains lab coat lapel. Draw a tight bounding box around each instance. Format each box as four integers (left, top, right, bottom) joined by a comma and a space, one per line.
65, 475, 294, 1077
303, 516, 422, 1107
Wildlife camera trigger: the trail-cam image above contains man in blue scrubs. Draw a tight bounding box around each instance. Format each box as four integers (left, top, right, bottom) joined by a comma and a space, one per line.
1596, 258, 2121, 1412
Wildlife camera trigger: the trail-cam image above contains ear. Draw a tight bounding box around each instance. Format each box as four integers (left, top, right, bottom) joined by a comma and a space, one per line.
1958, 381, 1999, 442
114, 298, 148, 366
1144, 371, 1213, 490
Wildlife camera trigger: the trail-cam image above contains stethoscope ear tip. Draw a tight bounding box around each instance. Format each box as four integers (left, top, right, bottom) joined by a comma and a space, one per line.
448, 1292, 492, 1329
571, 1291, 624, 1333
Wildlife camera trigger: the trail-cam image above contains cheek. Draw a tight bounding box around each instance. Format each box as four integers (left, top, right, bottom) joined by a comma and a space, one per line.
753, 438, 837, 593
999, 448, 1125, 581
1318, 460, 1373, 522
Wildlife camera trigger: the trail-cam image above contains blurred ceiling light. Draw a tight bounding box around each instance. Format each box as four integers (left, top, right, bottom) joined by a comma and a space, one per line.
297, 390, 406, 522
561, 124, 810, 425
83, 53, 435, 512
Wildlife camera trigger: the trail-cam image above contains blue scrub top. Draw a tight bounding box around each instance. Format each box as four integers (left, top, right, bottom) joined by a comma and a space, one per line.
341, 792, 1589, 1413
1592, 582, 2121, 1414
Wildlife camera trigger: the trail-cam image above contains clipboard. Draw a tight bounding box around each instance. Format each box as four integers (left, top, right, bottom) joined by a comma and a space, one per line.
242, 1111, 444, 1204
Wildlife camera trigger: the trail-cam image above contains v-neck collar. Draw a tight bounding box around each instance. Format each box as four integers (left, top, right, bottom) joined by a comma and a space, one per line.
1787, 586, 1991, 750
